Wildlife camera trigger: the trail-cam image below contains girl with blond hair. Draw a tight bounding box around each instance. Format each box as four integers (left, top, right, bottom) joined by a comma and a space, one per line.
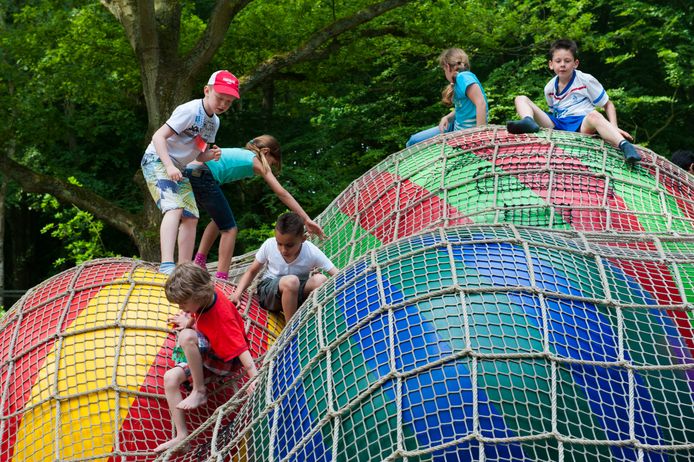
186, 135, 324, 280
406, 48, 488, 147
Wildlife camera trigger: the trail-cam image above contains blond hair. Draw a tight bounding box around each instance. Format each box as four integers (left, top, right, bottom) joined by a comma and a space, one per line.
165, 262, 215, 307
439, 48, 470, 107
246, 134, 282, 174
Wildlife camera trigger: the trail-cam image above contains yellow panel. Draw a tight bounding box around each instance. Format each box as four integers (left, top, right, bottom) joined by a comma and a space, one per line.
14, 269, 177, 460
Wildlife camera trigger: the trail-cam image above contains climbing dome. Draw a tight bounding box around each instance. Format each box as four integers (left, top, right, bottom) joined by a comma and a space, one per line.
0, 258, 283, 461
1, 127, 693, 461
185, 225, 694, 462
316, 126, 694, 268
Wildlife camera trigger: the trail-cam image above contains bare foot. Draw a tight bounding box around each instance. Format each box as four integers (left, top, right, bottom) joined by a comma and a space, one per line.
176, 389, 207, 410
154, 434, 188, 453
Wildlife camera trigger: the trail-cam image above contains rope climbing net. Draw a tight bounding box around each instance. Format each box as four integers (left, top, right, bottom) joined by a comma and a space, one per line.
171, 225, 694, 462
1, 126, 693, 461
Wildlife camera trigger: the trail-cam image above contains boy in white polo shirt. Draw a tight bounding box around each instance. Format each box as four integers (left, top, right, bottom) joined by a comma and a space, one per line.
506, 39, 640, 164
231, 212, 337, 321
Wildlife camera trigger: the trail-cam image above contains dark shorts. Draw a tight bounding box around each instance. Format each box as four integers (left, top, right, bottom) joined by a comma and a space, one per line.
184, 166, 237, 231
175, 331, 240, 377
257, 276, 309, 313
546, 114, 585, 132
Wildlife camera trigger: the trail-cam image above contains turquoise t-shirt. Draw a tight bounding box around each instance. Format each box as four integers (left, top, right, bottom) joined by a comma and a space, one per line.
453, 71, 488, 130
205, 148, 255, 185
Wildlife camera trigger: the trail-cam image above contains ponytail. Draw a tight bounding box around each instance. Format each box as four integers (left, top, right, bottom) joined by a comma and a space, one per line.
438, 48, 470, 106
246, 135, 282, 174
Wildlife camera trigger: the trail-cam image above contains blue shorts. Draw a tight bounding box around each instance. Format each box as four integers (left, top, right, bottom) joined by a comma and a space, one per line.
546, 114, 585, 132
185, 166, 237, 231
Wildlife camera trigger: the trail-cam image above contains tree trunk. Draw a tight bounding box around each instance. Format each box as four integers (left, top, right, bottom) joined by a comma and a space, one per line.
0, 174, 6, 308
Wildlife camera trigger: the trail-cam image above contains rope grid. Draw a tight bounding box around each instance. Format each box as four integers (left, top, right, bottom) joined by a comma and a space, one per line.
0, 126, 692, 461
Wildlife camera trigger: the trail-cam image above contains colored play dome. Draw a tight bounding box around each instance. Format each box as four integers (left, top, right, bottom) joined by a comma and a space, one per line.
0, 258, 283, 461
315, 126, 694, 268
2, 127, 693, 461
173, 225, 694, 461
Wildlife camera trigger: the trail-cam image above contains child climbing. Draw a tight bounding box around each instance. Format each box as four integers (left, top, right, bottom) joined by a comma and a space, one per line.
187, 135, 325, 280
506, 39, 641, 163
156, 262, 257, 453
231, 212, 337, 322
406, 47, 488, 147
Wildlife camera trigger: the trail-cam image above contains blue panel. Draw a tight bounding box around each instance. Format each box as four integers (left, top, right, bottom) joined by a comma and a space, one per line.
335, 261, 528, 461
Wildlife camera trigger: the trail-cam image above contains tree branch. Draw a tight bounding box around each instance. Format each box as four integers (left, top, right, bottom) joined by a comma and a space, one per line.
0, 154, 142, 239
239, 0, 414, 94
185, 0, 255, 77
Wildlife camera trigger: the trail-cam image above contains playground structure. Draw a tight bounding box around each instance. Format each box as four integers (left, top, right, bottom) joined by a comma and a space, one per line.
0, 126, 692, 461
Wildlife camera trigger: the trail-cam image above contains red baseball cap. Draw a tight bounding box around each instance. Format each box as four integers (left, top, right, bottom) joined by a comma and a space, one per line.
207, 70, 240, 98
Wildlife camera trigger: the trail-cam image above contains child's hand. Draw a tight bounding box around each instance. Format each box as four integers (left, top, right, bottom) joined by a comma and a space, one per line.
438, 115, 451, 133
229, 291, 241, 306
165, 164, 183, 182
168, 311, 191, 330
305, 219, 326, 239
246, 379, 257, 396
209, 145, 222, 161
617, 128, 633, 142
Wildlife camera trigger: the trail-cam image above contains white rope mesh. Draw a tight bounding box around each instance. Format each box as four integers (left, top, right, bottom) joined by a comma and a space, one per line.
1, 126, 693, 461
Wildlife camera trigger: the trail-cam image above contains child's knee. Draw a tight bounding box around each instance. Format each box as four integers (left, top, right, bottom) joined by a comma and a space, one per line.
178, 328, 198, 347
514, 95, 530, 105
279, 275, 300, 292
310, 274, 328, 286
163, 367, 186, 389
585, 110, 605, 126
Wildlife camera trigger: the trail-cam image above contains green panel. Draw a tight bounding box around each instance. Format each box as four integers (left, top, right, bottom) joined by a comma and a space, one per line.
317, 210, 383, 268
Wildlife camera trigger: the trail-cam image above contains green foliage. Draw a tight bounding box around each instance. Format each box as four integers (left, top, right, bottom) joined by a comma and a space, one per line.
3, 0, 694, 282
28, 178, 116, 269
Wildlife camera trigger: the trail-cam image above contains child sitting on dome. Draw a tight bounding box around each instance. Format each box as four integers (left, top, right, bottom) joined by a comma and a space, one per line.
506, 39, 641, 164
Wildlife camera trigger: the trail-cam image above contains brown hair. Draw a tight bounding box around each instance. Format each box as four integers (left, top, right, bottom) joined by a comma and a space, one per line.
246, 134, 282, 174
549, 39, 578, 60
276, 212, 305, 236
164, 262, 215, 307
439, 48, 470, 107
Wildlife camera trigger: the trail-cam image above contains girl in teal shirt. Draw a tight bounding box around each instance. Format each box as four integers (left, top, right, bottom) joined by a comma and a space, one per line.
186, 135, 324, 279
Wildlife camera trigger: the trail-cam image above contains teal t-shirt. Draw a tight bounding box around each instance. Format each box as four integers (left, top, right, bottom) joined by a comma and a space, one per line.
205, 148, 255, 184
453, 71, 488, 130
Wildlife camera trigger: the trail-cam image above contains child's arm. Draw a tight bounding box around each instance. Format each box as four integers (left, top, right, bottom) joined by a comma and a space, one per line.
327, 266, 339, 277
237, 350, 258, 394
257, 167, 327, 238
196, 144, 222, 162
466, 84, 487, 126
230, 259, 264, 305
151, 124, 183, 182
603, 101, 633, 141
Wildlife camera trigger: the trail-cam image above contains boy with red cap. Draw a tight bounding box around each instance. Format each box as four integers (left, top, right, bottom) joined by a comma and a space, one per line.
141, 70, 240, 274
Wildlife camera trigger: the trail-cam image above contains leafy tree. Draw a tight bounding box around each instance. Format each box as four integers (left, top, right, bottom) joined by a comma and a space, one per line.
0, 0, 416, 265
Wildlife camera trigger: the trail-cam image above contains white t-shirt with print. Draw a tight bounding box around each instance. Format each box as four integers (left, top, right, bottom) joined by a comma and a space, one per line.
544, 70, 609, 119
144, 99, 219, 169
